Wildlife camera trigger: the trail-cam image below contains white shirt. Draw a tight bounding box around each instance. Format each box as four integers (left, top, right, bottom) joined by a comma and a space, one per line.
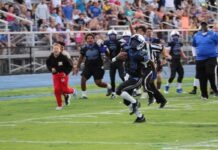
25, 0, 32, 10
35, 3, 50, 20
165, 0, 175, 8
52, 0, 62, 8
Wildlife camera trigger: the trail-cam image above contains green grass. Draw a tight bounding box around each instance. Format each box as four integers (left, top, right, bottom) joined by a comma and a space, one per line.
0, 79, 218, 150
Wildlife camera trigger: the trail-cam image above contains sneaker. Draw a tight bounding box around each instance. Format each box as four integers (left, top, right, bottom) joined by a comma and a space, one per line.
64, 94, 71, 106
189, 89, 197, 95
111, 93, 116, 99
129, 100, 141, 115
164, 85, 169, 94
80, 96, 88, 99
176, 88, 183, 94
73, 89, 78, 100
201, 96, 208, 100
159, 100, 167, 108
106, 88, 112, 96
134, 114, 146, 123
56, 106, 63, 110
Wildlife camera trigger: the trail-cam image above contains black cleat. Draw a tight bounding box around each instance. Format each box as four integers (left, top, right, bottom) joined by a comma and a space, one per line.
129, 101, 141, 115
189, 89, 197, 95
134, 115, 146, 123
148, 98, 154, 106
106, 88, 112, 96
159, 100, 167, 108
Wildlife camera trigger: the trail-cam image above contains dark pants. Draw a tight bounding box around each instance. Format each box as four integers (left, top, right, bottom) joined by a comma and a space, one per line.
116, 77, 142, 106
142, 68, 167, 104
196, 57, 218, 98
109, 62, 125, 92
168, 60, 184, 83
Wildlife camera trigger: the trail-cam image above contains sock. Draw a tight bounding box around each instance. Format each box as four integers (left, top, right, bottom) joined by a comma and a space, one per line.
112, 92, 116, 95
135, 109, 143, 118
166, 82, 170, 87
193, 86, 197, 90
82, 91, 87, 97
193, 78, 199, 87
107, 83, 111, 89
120, 91, 137, 103
177, 83, 182, 89
128, 104, 133, 112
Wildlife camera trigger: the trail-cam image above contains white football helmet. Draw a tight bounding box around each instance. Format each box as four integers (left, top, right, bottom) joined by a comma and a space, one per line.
170, 30, 180, 37
122, 30, 131, 37
130, 34, 146, 50
107, 29, 117, 35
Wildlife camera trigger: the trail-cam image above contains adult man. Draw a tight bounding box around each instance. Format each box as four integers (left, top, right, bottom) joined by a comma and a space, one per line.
192, 22, 218, 99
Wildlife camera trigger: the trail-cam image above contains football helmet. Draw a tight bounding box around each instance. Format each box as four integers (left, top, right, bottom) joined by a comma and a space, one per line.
130, 34, 146, 50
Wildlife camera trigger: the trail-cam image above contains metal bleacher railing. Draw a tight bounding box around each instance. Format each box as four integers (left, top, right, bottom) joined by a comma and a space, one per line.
0, 29, 198, 75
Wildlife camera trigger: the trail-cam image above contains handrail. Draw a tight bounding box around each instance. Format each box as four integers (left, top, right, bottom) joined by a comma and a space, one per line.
0, 19, 8, 31
0, 9, 33, 31
162, 21, 178, 28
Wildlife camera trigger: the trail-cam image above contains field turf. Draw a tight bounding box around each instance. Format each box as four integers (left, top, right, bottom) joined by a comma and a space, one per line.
0, 78, 218, 150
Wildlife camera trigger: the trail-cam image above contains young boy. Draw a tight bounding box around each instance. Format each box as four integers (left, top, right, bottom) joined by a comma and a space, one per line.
164, 31, 188, 94
46, 43, 76, 110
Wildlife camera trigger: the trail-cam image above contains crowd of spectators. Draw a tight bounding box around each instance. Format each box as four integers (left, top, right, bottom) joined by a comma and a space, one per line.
0, 0, 217, 47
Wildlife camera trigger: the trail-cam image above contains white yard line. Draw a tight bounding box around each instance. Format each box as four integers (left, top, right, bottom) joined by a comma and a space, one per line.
0, 139, 156, 146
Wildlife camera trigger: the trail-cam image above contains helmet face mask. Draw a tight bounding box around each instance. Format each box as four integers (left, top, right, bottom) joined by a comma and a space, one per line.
123, 36, 131, 43
130, 34, 145, 50
109, 34, 117, 40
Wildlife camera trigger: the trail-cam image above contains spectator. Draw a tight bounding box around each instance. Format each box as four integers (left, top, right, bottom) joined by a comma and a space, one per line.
89, 1, 102, 18
62, 0, 74, 24
35, 0, 50, 28
75, 0, 86, 13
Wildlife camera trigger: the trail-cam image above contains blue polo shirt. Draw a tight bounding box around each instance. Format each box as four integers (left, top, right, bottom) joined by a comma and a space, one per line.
192, 30, 218, 60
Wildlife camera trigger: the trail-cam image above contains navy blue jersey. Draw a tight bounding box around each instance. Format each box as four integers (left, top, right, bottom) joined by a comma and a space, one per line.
80, 43, 103, 66
167, 41, 183, 60
104, 40, 121, 59
125, 49, 149, 78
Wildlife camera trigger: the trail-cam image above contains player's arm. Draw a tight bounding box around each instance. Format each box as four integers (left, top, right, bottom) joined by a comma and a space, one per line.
180, 48, 188, 60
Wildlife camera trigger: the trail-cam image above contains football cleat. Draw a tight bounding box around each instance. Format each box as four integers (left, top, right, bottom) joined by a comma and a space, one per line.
189, 89, 197, 94
176, 88, 183, 94
164, 85, 169, 94
134, 115, 146, 123
106, 88, 112, 96
159, 100, 167, 108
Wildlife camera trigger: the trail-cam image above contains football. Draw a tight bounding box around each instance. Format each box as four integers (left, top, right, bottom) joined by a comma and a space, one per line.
117, 51, 128, 61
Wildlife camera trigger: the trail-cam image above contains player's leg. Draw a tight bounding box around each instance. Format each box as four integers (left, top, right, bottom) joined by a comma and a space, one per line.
176, 63, 184, 93
116, 78, 145, 122
164, 63, 176, 93
80, 67, 91, 99
108, 63, 116, 97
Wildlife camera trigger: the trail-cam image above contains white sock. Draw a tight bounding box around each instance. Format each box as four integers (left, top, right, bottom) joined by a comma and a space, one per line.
120, 91, 136, 103
82, 91, 87, 97
135, 109, 143, 118
112, 92, 116, 95
177, 83, 182, 89
107, 83, 111, 89
128, 104, 133, 112
193, 78, 199, 87
166, 82, 170, 86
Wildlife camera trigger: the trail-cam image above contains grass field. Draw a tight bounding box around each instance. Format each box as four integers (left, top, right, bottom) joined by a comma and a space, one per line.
0, 78, 218, 150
